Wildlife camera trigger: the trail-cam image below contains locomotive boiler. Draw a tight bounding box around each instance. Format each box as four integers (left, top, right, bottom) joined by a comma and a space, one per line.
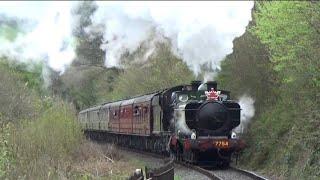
78, 81, 245, 166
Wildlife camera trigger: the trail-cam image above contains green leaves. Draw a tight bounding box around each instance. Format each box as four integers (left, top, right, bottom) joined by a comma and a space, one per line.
109, 43, 195, 100
217, 2, 319, 178
252, 2, 320, 88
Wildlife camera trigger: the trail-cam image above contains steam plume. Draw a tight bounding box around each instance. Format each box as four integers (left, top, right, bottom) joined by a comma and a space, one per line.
0, 2, 254, 88
0, 1, 75, 73
94, 1, 254, 75
0, 1, 253, 75
234, 95, 255, 133
173, 105, 192, 135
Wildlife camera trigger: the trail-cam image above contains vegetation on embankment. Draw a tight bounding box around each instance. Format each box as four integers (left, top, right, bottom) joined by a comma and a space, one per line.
0, 59, 144, 179
217, 2, 320, 179
1, 1, 319, 179
0, 59, 79, 178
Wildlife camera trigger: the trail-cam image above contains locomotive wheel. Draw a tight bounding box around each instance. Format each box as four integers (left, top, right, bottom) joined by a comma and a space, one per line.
190, 151, 196, 164
184, 150, 197, 164
170, 151, 175, 160
174, 144, 183, 161
176, 149, 181, 161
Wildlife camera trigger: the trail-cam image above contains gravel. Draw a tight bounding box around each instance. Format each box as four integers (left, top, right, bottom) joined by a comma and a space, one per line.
119, 149, 265, 180
212, 169, 255, 180
174, 164, 211, 180
119, 149, 211, 179
119, 149, 165, 169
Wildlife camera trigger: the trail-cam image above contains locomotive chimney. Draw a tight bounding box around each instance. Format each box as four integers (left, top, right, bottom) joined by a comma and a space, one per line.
191, 80, 202, 90
206, 81, 217, 91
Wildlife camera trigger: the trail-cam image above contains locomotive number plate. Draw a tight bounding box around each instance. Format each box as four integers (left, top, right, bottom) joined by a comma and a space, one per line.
214, 140, 229, 148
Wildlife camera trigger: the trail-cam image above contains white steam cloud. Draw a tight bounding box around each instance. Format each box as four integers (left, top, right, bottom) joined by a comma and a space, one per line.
0, 1, 75, 73
94, 1, 254, 75
0, 1, 253, 76
173, 105, 192, 135
234, 95, 255, 133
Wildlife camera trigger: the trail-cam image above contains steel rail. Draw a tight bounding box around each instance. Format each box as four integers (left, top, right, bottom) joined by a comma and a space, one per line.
175, 161, 222, 180
229, 166, 269, 180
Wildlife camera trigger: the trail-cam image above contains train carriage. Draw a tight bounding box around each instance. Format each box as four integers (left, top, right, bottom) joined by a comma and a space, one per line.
80, 81, 245, 167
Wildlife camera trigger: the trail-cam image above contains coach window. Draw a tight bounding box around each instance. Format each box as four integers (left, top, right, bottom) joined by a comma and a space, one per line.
113, 110, 118, 118
120, 109, 124, 117
134, 106, 140, 116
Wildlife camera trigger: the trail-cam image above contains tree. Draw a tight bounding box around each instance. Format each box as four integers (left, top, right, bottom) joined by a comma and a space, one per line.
218, 2, 320, 178
71, 1, 105, 66
60, 1, 116, 110
252, 1, 320, 91
111, 42, 195, 100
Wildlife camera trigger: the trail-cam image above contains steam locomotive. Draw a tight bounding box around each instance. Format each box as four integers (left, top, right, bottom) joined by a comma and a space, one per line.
79, 81, 245, 166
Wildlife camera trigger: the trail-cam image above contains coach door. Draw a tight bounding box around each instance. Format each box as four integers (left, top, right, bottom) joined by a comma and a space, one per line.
133, 104, 142, 134
141, 102, 150, 135
152, 95, 162, 134
108, 101, 122, 133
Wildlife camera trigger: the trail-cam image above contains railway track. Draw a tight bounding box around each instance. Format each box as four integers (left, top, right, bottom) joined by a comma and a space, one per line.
118, 145, 269, 180
178, 160, 268, 180
228, 167, 269, 180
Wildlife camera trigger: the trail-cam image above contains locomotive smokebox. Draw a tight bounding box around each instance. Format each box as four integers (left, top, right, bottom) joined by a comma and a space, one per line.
196, 101, 231, 136
191, 80, 202, 90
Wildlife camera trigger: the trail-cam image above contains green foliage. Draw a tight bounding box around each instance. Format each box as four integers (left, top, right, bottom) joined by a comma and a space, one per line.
217, 2, 320, 179
252, 1, 320, 89
0, 56, 83, 179
240, 94, 320, 179
59, 1, 111, 110
7, 101, 82, 179
0, 59, 43, 123
0, 60, 45, 94
109, 43, 195, 100
217, 30, 275, 112
71, 1, 105, 66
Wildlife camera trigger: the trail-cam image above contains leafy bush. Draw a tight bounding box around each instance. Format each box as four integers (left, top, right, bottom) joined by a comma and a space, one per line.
0, 60, 42, 123
7, 101, 82, 179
